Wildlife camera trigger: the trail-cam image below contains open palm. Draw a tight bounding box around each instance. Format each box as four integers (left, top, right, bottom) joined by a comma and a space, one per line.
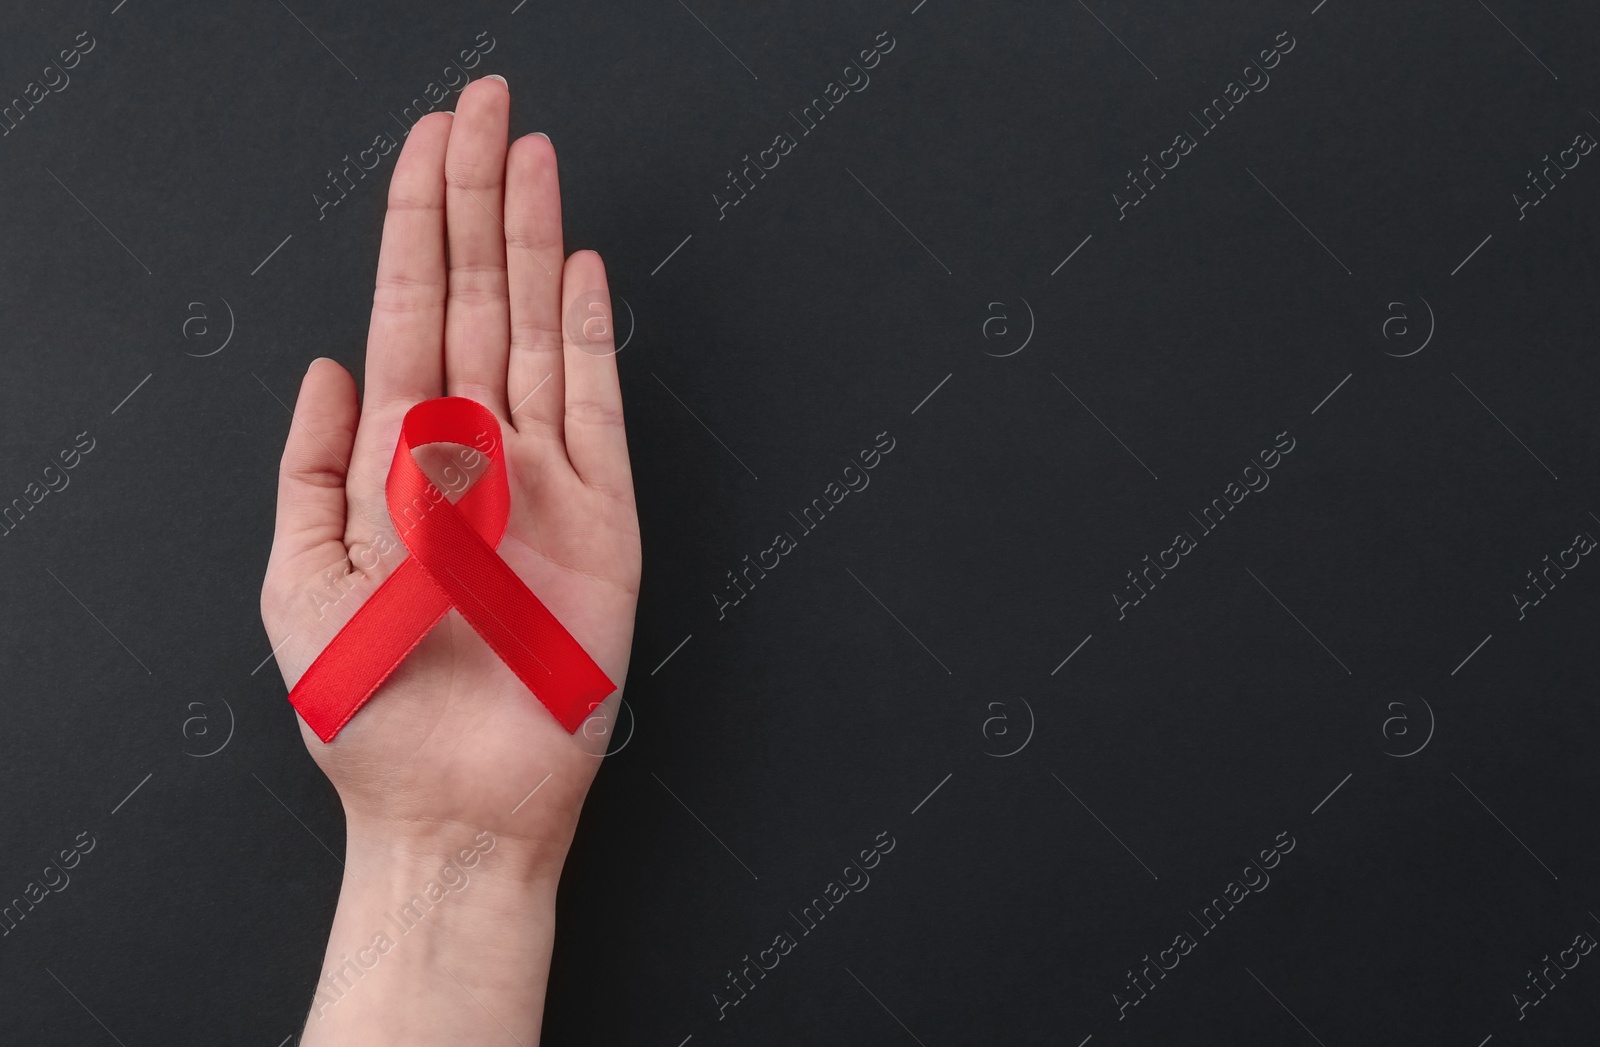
259, 76, 640, 871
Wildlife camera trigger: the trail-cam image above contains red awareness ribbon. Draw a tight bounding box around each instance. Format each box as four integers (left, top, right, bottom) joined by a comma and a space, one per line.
287, 396, 615, 742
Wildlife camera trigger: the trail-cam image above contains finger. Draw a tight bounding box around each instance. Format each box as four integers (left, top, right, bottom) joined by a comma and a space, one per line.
363, 110, 452, 411
504, 132, 567, 445
561, 250, 634, 497
443, 75, 512, 419
270, 358, 359, 572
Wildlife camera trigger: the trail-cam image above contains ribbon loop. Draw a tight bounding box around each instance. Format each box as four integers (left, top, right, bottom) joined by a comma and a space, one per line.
287, 397, 615, 741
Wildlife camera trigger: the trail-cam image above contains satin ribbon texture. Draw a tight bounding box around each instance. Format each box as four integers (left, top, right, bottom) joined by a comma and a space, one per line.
286, 396, 616, 742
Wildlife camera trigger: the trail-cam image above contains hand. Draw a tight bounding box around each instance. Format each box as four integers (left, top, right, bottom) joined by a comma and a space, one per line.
259, 75, 640, 883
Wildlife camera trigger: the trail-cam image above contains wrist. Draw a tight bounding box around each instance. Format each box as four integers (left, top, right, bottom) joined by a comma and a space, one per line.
343, 814, 569, 896
301, 822, 564, 1045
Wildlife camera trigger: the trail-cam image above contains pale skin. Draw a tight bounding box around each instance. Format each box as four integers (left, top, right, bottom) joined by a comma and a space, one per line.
259, 75, 641, 1045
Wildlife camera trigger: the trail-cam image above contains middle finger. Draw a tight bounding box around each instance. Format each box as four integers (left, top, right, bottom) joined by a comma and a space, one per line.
442, 75, 512, 420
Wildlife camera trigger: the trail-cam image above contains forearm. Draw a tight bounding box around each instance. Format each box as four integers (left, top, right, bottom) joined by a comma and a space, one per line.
300, 821, 563, 1046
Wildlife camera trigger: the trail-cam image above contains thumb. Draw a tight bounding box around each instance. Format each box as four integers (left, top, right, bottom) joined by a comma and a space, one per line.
268, 357, 358, 577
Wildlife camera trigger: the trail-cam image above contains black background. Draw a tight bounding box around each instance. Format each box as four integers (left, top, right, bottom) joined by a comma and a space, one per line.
2, 0, 1598, 1044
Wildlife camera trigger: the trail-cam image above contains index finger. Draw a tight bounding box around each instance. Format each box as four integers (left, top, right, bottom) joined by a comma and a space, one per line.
362, 111, 452, 411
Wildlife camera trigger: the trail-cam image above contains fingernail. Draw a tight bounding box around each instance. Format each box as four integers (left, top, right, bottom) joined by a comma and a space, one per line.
533, 131, 551, 143
486, 73, 508, 87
